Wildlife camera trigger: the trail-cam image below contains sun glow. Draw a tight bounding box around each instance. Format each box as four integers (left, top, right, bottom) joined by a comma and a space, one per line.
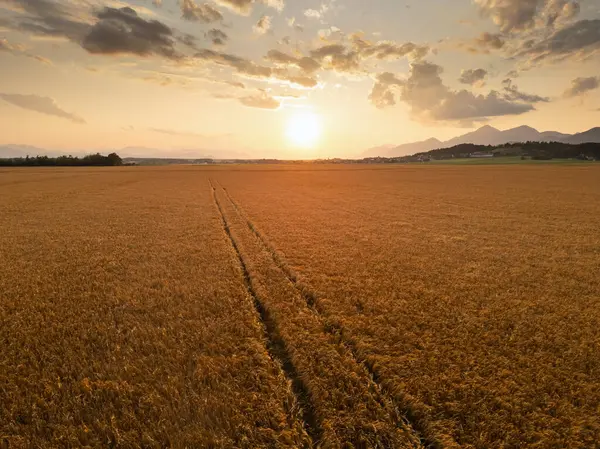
286, 112, 322, 148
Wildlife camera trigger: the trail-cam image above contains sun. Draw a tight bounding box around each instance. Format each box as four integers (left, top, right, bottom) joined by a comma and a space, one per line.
286, 112, 322, 148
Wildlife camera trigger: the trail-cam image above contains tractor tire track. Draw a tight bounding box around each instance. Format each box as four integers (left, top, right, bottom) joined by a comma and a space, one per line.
211, 180, 425, 448
216, 180, 458, 449
209, 179, 320, 445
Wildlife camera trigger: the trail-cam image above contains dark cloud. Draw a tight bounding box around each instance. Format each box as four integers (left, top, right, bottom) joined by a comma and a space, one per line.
2, 0, 90, 41
239, 92, 280, 109
474, 0, 580, 33
563, 76, 599, 97
390, 61, 538, 123
82, 7, 180, 59
472, 32, 505, 53
351, 36, 430, 61
517, 19, 600, 64
502, 78, 550, 103
207, 29, 228, 46
181, 0, 223, 23
369, 72, 404, 109
0, 93, 85, 123
265, 36, 428, 80
459, 68, 488, 86
196, 48, 318, 87
265, 49, 297, 65
310, 44, 361, 72
3, 1, 192, 60
265, 50, 321, 73
196, 48, 271, 77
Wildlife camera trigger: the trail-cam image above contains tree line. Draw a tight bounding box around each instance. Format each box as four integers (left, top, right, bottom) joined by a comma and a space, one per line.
414, 142, 600, 161
0, 153, 123, 167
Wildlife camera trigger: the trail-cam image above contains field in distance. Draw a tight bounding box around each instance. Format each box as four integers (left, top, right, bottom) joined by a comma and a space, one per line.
1, 164, 599, 448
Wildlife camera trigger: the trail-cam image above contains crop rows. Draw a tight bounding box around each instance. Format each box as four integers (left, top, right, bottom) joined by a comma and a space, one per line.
0, 169, 307, 447
3, 165, 599, 448
214, 165, 600, 448
210, 179, 426, 448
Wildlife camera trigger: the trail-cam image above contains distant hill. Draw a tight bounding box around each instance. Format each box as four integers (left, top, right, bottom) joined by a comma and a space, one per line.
363, 126, 600, 157
0, 144, 49, 158
363, 138, 442, 158
562, 127, 600, 144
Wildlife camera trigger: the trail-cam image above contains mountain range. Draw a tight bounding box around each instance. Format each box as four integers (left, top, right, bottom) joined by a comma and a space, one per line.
2, 125, 600, 160
363, 126, 600, 158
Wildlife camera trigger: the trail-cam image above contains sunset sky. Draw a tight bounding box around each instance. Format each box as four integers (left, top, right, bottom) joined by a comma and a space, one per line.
1, 0, 599, 158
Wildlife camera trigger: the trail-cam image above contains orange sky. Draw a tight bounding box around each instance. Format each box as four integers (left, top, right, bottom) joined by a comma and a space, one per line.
1, 0, 599, 158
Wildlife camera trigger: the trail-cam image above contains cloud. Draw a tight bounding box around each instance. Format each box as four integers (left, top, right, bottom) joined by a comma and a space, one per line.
305, 37, 429, 74
304, 2, 331, 21
502, 78, 549, 103
0, 93, 86, 123
253, 15, 272, 35
263, 0, 284, 11
196, 48, 318, 87
369, 72, 404, 109
264, 36, 428, 80
563, 76, 599, 97
140, 72, 190, 87
196, 48, 271, 77
390, 61, 538, 123
273, 72, 318, 88
181, 0, 223, 23
265, 49, 321, 73
351, 36, 430, 61
2, 0, 91, 41
82, 7, 180, 59
516, 19, 600, 64
0, 37, 51, 64
286, 17, 304, 32
459, 68, 488, 86
207, 28, 228, 46
473, 0, 580, 33
304, 9, 322, 19
225, 80, 246, 89
3, 1, 189, 60
239, 92, 280, 109
215, 0, 283, 15
310, 44, 361, 72
149, 127, 218, 137
473, 32, 505, 52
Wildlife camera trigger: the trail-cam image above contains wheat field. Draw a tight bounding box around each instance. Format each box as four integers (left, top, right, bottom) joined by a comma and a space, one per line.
1, 165, 599, 448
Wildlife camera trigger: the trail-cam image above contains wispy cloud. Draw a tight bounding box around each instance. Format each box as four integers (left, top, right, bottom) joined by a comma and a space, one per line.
0, 93, 86, 123
563, 76, 599, 97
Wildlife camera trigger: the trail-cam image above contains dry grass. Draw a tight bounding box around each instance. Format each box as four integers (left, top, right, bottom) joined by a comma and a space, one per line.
215, 165, 600, 448
2, 165, 599, 448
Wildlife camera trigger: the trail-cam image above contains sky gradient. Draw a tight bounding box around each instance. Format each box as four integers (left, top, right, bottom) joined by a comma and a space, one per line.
1, 0, 599, 158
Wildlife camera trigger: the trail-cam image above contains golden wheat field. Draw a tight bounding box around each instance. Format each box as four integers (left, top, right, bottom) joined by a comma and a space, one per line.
1, 165, 599, 449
